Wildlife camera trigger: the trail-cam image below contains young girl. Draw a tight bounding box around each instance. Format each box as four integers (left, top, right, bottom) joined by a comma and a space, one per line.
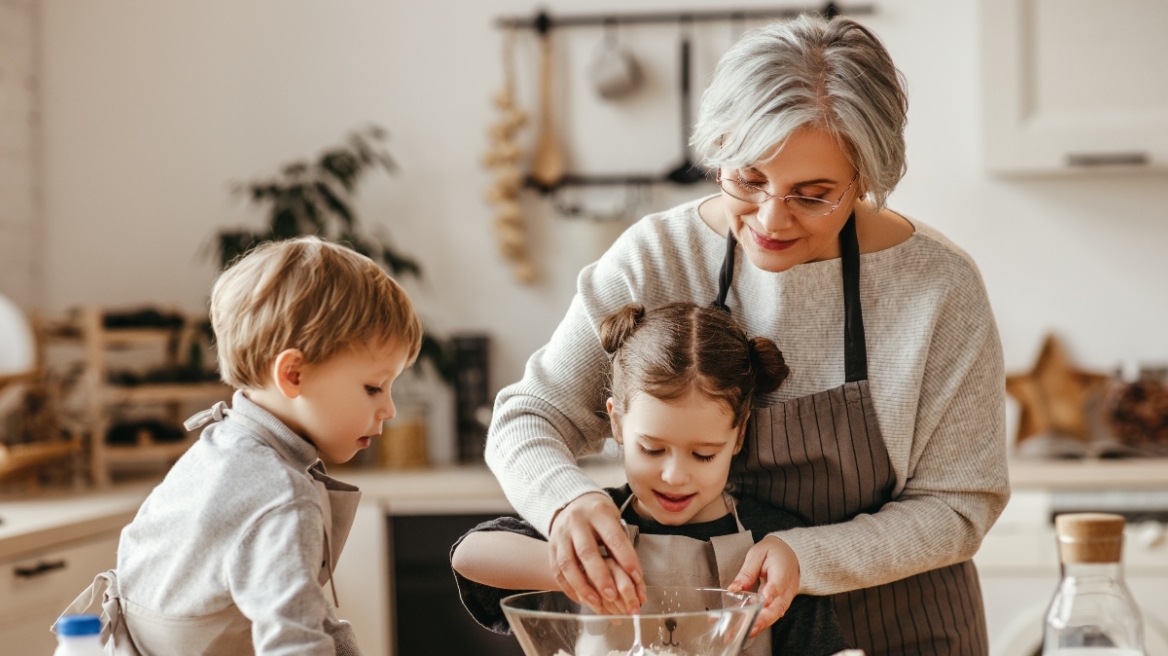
450, 302, 849, 656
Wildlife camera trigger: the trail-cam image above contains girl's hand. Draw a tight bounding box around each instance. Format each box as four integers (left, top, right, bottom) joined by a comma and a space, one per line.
727, 535, 800, 638
548, 492, 646, 615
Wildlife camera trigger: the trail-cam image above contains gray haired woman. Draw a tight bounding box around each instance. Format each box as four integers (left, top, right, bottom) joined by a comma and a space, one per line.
486, 15, 1007, 655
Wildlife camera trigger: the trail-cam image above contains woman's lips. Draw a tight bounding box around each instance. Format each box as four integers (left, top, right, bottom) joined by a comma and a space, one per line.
358, 436, 372, 448
654, 490, 696, 513
748, 226, 798, 251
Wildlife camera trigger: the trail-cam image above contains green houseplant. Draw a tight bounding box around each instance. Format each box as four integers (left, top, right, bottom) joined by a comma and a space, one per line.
211, 125, 452, 382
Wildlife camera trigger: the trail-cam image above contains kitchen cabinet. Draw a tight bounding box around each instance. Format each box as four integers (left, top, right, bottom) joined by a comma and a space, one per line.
389, 513, 525, 656
0, 531, 119, 654
980, 0, 1168, 174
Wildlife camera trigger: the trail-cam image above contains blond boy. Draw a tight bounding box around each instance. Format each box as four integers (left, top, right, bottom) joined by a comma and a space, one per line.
59, 237, 422, 655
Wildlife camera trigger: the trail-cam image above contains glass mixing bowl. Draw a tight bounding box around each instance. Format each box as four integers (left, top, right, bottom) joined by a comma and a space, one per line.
500, 586, 764, 656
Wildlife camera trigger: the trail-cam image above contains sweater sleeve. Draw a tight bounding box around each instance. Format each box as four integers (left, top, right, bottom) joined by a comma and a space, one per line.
485, 233, 651, 535
773, 260, 1010, 595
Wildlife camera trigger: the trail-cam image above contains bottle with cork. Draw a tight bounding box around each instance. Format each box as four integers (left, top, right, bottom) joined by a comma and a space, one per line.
1043, 512, 1145, 655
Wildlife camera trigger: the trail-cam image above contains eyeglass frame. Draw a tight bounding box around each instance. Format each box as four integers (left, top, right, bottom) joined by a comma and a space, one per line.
715, 169, 860, 217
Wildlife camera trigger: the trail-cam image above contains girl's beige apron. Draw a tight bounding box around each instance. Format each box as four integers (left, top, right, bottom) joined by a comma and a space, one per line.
574, 493, 768, 656
716, 215, 989, 656
55, 404, 360, 656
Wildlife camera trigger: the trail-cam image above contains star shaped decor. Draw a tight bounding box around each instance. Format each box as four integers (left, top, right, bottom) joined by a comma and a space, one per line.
1006, 334, 1109, 443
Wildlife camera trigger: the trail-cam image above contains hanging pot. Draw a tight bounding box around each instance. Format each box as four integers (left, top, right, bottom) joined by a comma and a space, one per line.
590, 24, 642, 100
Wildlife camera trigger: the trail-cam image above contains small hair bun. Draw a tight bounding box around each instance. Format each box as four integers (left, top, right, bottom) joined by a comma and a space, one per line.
748, 336, 790, 396
599, 303, 646, 354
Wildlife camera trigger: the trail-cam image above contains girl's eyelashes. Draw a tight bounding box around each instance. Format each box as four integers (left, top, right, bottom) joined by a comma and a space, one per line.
637, 444, 719, 462
365, 385, 383, 395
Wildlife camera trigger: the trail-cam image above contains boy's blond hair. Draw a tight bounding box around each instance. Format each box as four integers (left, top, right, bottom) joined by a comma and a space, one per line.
210, 236, 423, 389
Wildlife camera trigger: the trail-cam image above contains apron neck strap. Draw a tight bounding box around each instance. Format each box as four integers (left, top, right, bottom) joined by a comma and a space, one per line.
710, 211, 868, 381
839, 212, 868, 382
711, 229, 737, 314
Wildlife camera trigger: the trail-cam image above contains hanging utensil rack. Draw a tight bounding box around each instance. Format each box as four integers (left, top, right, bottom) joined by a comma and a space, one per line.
495, 2, 877, 193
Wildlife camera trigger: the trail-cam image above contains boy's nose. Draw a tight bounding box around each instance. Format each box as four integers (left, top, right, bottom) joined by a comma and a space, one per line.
378, 396, 396, 423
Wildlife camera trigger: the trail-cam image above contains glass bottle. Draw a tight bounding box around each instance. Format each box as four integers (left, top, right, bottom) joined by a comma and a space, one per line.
1043, 513, 1145, 655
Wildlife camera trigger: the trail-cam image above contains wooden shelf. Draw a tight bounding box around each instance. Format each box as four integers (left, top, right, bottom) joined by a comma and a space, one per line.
43, 307, 222, 487
99, 328, 177, 348
104, 382, 229, 405
0, 442, 79, 481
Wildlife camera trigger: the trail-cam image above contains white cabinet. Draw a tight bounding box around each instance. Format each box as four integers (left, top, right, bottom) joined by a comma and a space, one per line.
0, 531, 119, 654
980, 0, 1168, 174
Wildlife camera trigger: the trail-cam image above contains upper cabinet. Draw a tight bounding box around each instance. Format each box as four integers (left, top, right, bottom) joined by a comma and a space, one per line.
980, 0, 1168, 174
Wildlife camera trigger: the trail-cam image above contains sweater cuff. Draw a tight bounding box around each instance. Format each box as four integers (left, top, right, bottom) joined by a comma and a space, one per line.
529, 468, 607, 536
768, 527, 833, 596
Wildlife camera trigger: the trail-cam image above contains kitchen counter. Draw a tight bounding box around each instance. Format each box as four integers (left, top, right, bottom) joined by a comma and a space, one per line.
0, 484, 151, 561
337, 461, 627, 514
1008, 456, 1168, 489
2, 455, 1164, 560
0, 463, 624, 562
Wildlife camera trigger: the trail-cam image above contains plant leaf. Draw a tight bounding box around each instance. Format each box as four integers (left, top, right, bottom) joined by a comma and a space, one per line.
272, 206, 299, 239
418, 332, 455, 385
314, 181, 354, 228
382, 246, 422, 279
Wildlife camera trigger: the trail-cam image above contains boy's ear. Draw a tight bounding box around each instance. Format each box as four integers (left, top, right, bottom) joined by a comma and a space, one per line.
605, 397, 622, 444
271, 349, 306, 399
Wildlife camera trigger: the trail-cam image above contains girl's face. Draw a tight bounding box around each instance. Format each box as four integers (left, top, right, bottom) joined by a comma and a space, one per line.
720, 126, 860, 273
608, 387, 743, 526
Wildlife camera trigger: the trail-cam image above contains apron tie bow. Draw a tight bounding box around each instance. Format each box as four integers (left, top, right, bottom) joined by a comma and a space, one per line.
184, 401, 229, 431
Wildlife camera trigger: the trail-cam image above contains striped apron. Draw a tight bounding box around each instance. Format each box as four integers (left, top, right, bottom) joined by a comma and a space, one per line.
716, 214, 989, 655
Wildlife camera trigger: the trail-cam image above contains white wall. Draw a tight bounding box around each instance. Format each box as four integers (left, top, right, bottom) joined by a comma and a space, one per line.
36, 0, 1168, 458
0, 0, 41, 309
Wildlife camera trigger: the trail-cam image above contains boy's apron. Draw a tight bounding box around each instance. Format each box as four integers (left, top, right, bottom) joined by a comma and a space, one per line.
604, 493, 769, 656
54, 403, 361, 656
716, 215, 989, 656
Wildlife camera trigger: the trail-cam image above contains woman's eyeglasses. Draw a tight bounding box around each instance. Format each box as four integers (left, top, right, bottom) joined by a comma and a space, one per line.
716, 170, 859, 217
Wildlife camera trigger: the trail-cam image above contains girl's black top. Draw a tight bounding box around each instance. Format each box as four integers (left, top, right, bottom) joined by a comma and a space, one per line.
450, 484, 850, 656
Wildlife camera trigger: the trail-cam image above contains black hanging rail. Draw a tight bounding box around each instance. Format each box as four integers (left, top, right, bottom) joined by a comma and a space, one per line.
498, 2, 878, 193
497, 3, 875, 33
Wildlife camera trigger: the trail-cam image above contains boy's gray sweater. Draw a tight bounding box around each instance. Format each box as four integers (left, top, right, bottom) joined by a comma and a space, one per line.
115, 391, 361, 655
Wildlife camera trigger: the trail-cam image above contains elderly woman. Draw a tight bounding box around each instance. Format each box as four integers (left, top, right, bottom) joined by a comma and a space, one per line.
486, 15, 1007, 655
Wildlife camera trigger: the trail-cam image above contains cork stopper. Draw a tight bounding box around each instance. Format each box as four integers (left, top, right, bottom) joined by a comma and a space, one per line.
1055, 513, 1125, 564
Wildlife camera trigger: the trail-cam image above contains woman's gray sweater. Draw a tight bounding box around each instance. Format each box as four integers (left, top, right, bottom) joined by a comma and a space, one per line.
485, 196, 1010, 596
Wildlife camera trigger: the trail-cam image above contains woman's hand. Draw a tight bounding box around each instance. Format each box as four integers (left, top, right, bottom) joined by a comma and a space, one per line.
727, 535, 801, 638
548, 492, 646, 615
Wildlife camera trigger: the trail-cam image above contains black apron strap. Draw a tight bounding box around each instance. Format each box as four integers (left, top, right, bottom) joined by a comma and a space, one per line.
839, 212, 868, 382
711, 230, 737, 314
709, 212, 869, 381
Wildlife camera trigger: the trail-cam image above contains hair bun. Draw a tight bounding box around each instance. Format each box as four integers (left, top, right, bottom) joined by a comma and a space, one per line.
748, 336, 789, 396
599, 304, 646, 354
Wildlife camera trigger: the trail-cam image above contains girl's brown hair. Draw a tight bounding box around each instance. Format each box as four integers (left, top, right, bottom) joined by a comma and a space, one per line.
599, 302, 789, 427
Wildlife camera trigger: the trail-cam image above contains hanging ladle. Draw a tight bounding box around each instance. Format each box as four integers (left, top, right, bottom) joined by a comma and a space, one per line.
666, 27, 706, 185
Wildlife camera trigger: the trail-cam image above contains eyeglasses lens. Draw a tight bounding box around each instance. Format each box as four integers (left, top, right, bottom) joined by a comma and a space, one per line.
718, 179, 835, 217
